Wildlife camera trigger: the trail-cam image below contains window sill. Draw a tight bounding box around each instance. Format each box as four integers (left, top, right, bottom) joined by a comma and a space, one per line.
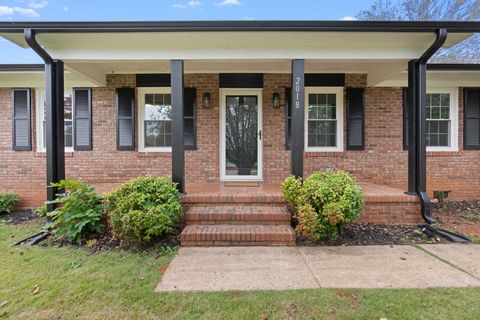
137, 152, 172, 157
427, 151, 462, 157
305, 151, 344, 157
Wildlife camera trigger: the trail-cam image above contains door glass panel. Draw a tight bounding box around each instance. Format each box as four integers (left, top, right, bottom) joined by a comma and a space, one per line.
225, 95, 258, 176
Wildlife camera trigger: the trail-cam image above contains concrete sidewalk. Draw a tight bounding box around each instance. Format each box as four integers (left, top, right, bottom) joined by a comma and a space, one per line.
155, 244, 480, 292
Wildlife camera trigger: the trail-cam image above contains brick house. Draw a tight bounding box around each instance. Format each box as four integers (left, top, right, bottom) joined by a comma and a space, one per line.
0, 21, 479, 245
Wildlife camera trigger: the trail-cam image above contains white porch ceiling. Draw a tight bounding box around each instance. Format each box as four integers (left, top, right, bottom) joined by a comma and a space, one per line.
0, 30, 474, 87
377, 69, 480, 87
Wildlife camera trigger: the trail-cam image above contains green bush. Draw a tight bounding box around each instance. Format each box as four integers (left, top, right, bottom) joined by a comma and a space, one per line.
105, 176, 182, 243
0, 192, 20, 214
281, 171, 364, 240
37, 180, 105, 244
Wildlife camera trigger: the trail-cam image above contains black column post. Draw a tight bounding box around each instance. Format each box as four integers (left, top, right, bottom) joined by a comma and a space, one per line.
171, 60, 185, 193
45, 60, 65, 211
407, 60, 428, 192
407, 60, 418, 194
291, 59, 305, 178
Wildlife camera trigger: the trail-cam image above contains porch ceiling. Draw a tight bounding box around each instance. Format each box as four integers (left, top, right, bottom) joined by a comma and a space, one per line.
0, 30, 474, 87
377, 69, 480, 87
1, 31, 471, 60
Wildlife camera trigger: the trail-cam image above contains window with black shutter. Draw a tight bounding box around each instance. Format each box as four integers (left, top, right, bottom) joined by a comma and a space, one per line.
346, 88, 365, 150
184, 87, 196, 149
285, 87, 292, 150
116, 88, 135, 150
73, 88, 92, 150
464, 88, 480, 150
12, 89, 31, 151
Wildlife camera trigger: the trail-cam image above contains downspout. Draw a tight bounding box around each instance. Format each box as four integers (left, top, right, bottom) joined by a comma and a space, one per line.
24, 28, 53, 64
416, 28, 447, 225
415, 28, 470, 243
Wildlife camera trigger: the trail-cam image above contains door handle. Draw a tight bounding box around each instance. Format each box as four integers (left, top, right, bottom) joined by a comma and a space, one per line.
258, 130, 262, 140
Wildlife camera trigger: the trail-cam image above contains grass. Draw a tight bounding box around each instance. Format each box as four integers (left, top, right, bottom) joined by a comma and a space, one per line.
1, 221, 480, 319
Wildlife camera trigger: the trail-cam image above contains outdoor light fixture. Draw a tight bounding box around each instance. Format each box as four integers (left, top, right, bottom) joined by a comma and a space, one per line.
202, 92, 211, 109
272, 92, 280, 109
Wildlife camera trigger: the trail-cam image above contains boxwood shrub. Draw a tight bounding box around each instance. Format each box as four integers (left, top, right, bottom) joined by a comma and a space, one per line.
0, 192, 20, 214
105, 176, 182, 243
281, 171, 364, 240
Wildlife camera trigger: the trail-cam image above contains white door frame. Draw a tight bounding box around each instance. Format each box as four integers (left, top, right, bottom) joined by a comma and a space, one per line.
220, 88, 263, 181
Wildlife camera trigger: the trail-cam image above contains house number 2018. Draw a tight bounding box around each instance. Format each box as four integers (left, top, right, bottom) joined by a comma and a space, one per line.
294, 76, 301, 109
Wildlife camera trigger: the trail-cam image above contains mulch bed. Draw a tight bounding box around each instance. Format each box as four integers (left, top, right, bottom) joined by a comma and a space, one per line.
432, 200, 480, 237
297, 223, 442, 246
3, 209, 179, 253
0, 209, 39, 225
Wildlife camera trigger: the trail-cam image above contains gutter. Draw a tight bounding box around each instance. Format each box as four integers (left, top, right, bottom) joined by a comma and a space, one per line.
415, 28, 469, 243
0, 20, 479, 33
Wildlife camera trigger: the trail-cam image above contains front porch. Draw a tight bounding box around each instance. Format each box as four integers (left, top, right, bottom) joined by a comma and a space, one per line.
181, 181, 420, 246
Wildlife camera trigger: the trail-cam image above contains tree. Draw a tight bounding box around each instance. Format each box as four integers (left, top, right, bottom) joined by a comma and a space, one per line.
357, 0, 480, 63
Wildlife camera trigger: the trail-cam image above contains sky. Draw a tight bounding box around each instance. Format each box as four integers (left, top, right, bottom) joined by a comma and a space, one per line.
0, 0, 379, 63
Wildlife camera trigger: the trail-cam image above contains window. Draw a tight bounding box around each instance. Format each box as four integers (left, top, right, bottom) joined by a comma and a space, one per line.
138, 88, 172, 152
305, 87, 344, 151
36, 89, 74, 152
426, 89, 458, 151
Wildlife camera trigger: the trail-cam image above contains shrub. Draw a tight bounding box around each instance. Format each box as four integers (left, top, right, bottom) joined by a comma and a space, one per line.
37, 180, 105, 244
105, 176, 182, 243
281, 171, 364, 240
0, 192, 20, 214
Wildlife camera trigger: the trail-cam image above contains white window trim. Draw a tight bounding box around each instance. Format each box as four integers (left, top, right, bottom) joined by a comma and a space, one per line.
36, 88, 74, 153
137, 87, 172, 152
426, 87, 458, 152
304, 87, 344, 152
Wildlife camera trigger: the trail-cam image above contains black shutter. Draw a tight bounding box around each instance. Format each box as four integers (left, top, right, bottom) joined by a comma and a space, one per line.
346, 88, 365, 150
12, 89, 31, 151
285, 87, 292, 150
116, 88, 135, 150
184, 87, 196, 149
403, 88, 409, 150
73, 88, 92, 150
464, 88, 480, 150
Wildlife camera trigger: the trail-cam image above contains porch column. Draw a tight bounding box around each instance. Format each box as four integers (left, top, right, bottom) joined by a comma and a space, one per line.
291, 59, 305, 178
171, 60, 185, 193
45, 60, 65, 211
407, 59, 427, 194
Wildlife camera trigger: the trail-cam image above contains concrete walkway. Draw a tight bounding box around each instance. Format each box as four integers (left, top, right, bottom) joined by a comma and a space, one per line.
155, 244, 480, 292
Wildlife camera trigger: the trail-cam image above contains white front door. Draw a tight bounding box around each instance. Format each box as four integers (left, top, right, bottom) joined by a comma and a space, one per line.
220, 89, 263, 181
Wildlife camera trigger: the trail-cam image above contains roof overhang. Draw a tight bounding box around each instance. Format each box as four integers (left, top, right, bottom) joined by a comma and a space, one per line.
0, 21, 478, 87
0, 64, 99, 87
376, 64, 480, 87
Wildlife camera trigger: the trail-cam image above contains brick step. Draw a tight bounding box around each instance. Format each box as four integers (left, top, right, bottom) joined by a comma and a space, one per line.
182, 193, 284, 204
180, 224, 296, 247
184, 204, 292, 225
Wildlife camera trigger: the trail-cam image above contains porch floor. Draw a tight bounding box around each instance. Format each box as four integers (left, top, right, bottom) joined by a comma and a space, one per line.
182, 181, 418, 204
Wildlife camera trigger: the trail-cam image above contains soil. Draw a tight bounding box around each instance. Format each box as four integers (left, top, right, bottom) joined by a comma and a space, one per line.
432, 200, 480, 237
0, 209, 40, 225
297, 223, 444, 246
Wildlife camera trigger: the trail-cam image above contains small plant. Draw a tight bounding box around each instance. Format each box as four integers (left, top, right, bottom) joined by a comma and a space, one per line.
282, 171, 364, 240
38, 180, 105, 244
0, 192, 20, 214
105, 176, 182, 243
433, 190, 450, 208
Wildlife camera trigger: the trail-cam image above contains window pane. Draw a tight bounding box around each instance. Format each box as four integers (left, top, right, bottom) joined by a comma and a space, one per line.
440, 94, 450, 107
430, 106, 440, 119
64, 93, 73, 120
308, 106, 318, 119
326, 94, 336, 107
431, 94, 440, 107
145, 120, 171, 147
65, 120, 73, 148
308, 120, 336, 147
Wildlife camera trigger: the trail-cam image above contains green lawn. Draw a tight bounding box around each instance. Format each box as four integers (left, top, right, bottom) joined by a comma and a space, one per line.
1, 221, 479, 320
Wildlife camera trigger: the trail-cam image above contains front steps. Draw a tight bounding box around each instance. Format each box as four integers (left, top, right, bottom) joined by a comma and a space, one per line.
180, 196, 295, 246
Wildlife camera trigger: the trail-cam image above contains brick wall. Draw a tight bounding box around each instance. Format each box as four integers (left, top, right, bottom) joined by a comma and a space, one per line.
0, 74, 479, 209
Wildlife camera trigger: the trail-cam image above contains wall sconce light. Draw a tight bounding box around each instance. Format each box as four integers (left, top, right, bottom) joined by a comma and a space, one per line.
272, 92, 280, 109
202, 92, 211, 109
